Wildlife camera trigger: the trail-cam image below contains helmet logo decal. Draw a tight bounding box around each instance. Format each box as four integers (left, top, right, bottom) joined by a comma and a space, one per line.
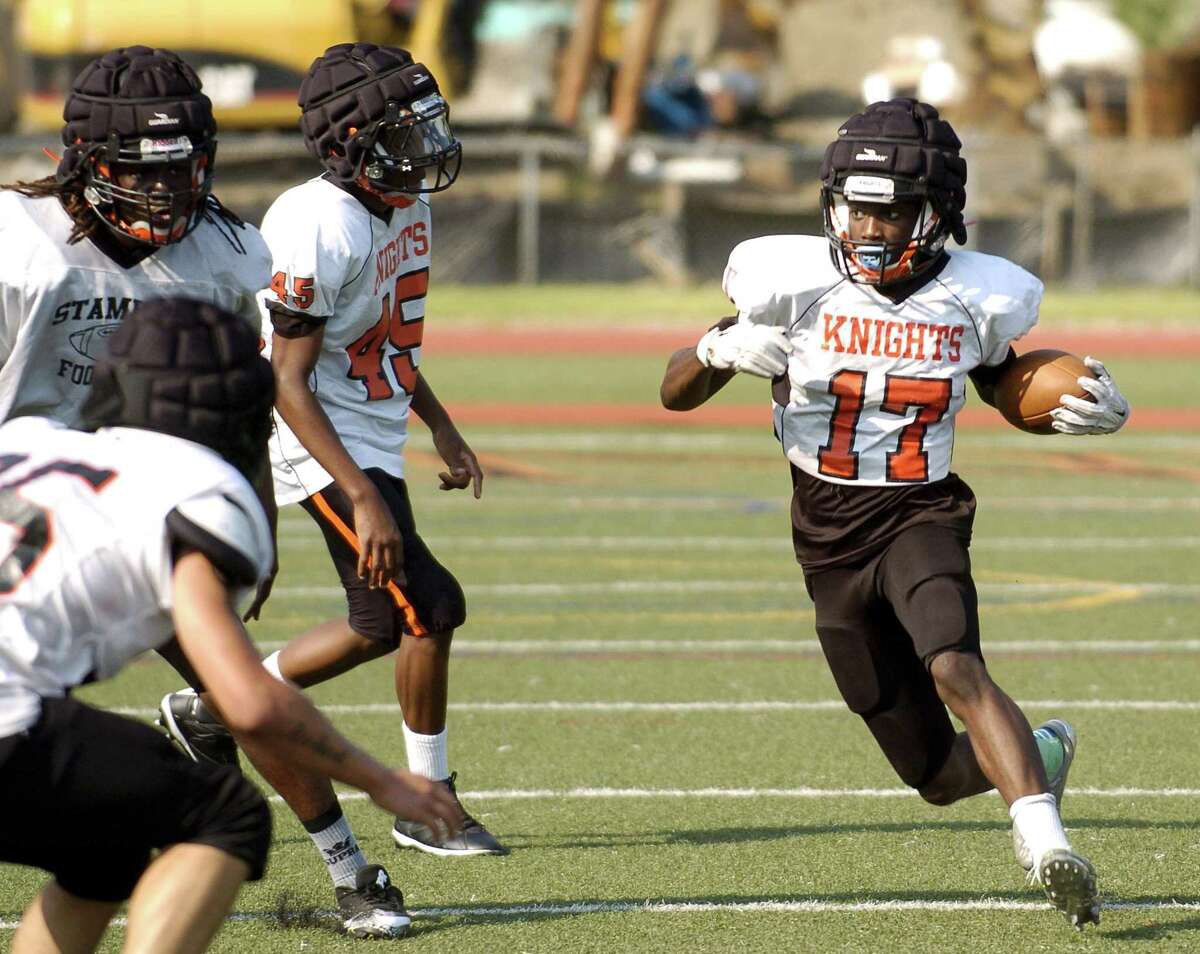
843, 175, 895, 202
854, 147, 889, 163
147, 112, 181, 127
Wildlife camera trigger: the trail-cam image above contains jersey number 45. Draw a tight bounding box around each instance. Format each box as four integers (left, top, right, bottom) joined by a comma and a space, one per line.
345, 268, 429, 402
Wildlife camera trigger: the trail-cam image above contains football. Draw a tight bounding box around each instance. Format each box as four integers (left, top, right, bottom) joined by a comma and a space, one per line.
993, 349, 1096, 434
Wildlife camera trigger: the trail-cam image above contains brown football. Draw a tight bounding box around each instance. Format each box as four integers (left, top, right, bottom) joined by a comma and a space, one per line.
993, 349, 1096, 434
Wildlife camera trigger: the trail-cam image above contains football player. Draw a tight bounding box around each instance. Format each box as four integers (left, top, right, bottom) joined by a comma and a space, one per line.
158, 41, 504, 936
660, 99, 1129, 930
0, 299, 458, 954
0, 45, 280, 619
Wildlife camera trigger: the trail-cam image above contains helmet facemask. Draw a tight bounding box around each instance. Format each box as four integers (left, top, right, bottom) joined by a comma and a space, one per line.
353, 94, 461, 198
823, 173, 949, 287
82, 132, 215, 246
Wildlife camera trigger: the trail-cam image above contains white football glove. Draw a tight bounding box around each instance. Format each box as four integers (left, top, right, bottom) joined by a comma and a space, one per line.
1050, 356, 1130, 435
695, 323, 793, 378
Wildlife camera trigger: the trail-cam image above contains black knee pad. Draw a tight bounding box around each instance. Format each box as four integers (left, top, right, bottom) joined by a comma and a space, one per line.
905, 573, 980, 664
179, 766, 272, 881
425, 576, 466, 632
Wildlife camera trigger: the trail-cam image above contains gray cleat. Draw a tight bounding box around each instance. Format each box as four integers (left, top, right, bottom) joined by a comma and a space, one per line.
1038, 848, 1101, 930
1014, 718, 1076, 871
392, 772, 508, 857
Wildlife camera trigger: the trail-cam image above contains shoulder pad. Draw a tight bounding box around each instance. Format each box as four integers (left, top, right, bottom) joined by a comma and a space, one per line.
167, 490, 271, 587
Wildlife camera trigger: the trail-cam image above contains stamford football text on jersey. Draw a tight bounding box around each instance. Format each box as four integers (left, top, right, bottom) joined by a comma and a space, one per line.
0, 191, 270, 427
723, 235, 1042, 486
0, 417, 272, 737
260, 177, 432, 504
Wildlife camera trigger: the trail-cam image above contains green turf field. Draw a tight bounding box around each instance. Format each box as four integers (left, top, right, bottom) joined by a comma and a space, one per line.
1, 286, 1198, 952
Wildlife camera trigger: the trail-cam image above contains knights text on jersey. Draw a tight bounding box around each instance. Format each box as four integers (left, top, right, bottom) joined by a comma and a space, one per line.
723, 235, 1042, 487
0, 191, 271, 428
0, 417, 272, 738
259, 177, 431, 505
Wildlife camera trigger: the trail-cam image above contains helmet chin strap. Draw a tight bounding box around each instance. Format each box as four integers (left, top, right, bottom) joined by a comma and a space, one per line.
354, 174, 416, 209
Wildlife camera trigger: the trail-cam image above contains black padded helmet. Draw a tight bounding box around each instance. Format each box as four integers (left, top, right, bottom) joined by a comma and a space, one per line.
298, 43, 461, 198
820, 98, 967, 286
80, 299, 274, 480
57, 46, 217, 246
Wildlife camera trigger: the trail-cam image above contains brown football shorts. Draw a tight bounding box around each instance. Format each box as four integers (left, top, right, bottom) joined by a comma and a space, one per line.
804, 523, 981, 789
300, 468, 466, 645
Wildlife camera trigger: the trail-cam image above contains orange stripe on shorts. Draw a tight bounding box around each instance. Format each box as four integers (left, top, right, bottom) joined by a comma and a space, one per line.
311, 490, 428, 637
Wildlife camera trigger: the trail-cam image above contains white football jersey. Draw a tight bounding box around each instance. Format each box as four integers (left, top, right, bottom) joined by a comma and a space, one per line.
259, 177, 432, 505
0, 190, 271, 427
724, 235, 1042, 486
0, 417, 273, 737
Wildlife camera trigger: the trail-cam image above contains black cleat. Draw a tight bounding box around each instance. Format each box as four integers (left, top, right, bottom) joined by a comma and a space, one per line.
392, 772, 508, 857
335, 865, 411, 938
157, 688, 239, 767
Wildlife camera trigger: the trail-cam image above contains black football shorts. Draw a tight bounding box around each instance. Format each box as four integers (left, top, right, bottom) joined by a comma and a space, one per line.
300, 468, 466, 646
804, 523, 981, 789
0, 697, 270, 902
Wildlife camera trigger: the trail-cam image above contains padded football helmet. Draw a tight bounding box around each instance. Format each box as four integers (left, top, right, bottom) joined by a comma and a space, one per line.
57, 47, 217, 247
299, 43, 461, 202
820, 98, 967, 286
81, 298, 274, 480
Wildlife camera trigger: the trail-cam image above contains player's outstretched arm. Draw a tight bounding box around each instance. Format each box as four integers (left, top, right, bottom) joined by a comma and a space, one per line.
662, 319, 793, 410
171, 550, 460, 833
410, 373, 483, 498
660, 345, 736, 410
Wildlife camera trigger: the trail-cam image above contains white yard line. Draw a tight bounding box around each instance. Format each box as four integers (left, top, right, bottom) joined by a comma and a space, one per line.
414, 431, 1200, 452
270, 580, 1200, 598
2, 897, 1197, 930
277, 495, 1200, 519
279, 785, 1200, 805
242, 637, 1200, 655
274, 533, 1200, 551
107, 698, 1200, 719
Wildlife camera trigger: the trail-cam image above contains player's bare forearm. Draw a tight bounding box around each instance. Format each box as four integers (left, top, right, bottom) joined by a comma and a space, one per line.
411, 372, 483, 497
173, 551, 387, 790
409, 372, 455, 432
660, 346, 736, 410
174, 551, 463, 833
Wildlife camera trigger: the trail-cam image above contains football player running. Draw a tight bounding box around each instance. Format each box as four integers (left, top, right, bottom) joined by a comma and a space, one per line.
158, 42, 505, 937
0, 299, 458, 954
0, 45, 279, 618
661, 99, 1129, 930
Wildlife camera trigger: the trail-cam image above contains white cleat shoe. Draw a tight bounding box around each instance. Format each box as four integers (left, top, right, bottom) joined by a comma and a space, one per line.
1014, 719, 1077, 871
1038, 848, 1100, 930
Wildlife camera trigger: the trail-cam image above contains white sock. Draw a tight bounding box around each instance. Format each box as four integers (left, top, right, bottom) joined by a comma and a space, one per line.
261, 650, 287, 682
1010, 792, 1071, 869
403, 724, 449, 781
304, 807, 368, 890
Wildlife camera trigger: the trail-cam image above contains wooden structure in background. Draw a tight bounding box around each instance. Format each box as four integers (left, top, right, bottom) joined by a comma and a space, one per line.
554, 0, 606, 127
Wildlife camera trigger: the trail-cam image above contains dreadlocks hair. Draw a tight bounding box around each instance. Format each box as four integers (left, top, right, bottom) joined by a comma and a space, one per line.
0, 174, 100, 245
0, 174, 249, 253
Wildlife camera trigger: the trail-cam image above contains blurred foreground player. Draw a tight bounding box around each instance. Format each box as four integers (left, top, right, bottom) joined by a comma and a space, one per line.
159, 41, 504, 937
660, 98, 1129, 930
0, 299, 458, 954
